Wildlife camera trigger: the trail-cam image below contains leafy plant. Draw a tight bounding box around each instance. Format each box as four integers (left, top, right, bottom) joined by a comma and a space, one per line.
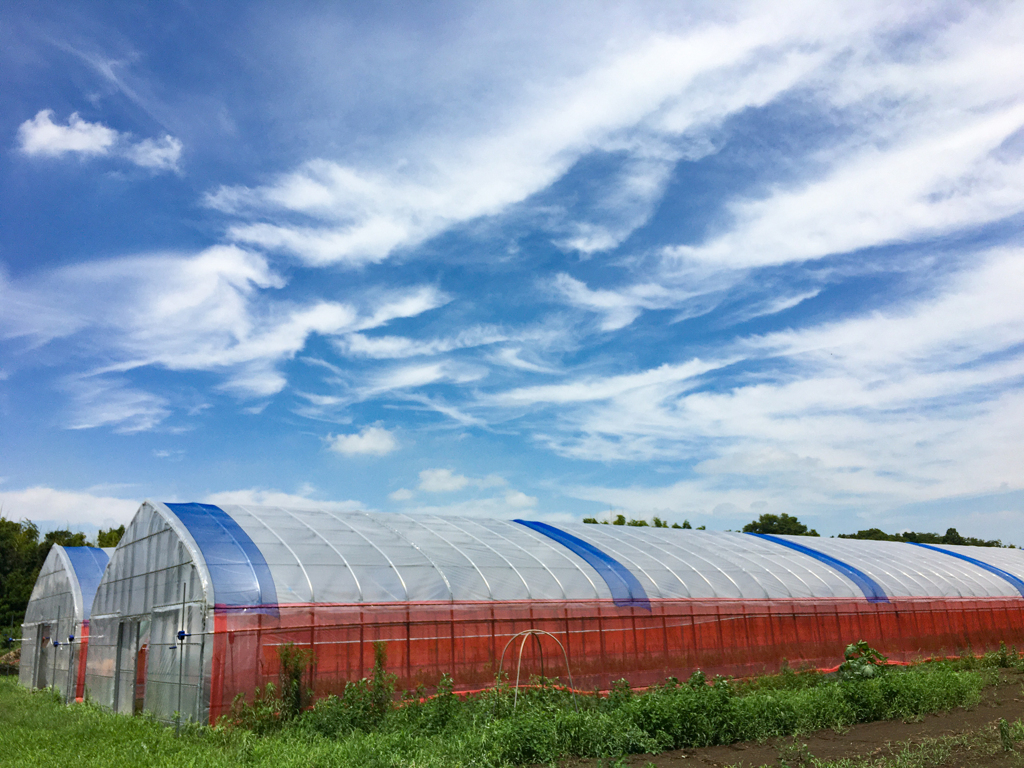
838, 640, 888, 680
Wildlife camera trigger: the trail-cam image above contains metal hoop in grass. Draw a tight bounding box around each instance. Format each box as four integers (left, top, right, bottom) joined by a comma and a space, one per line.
496, 629, 578, 712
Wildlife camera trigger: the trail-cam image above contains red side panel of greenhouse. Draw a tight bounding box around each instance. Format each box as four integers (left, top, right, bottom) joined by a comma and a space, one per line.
75, 621, 90, 701
206, 597, 1024, 724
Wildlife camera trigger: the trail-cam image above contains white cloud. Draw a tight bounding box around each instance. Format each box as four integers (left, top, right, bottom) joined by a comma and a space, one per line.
418, 468, 469, 493
123, 135, 183, 171
400, 494, 562, 522
491, 359, 725, 406
327, 425, 399, 456
0, 486, 139, 529
388, 488, 414, 501
414, 468, 509, 494
504, 490, 538, 508
337, 325, 508, 359
553, 273, 697, 331
17, 110, 117, 157
203, 487, 366, 512
664, 8, 1024, 273
16, 109, 183, 171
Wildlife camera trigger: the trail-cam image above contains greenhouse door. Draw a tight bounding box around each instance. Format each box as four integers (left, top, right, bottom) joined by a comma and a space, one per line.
113, 620, 140, 715
145, 603, 204, 723
33, 624, 51, 689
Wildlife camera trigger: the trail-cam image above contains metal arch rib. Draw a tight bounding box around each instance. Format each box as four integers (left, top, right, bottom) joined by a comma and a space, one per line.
572, 528, 664, 599
277, 507, 363, 603
396, 515, 494, 599
54, 547, 85, 628
750, 534, 889, 603
426, 516, 530, 599
744, 539, 842, 598
834, 543, 935, 597
715, 534, 817, 599
463, 518, 568, 600
611, 528, 716, 599
581, 528, 667, 602
360, 512, 447, 601
314, 508, 407, 601
616, 528, 786, 600
901, 544, 1008, 597
510, 521, 603, 599
236, 505, 314, 603
150, 501, 216, 606
909, 542, 1024, 598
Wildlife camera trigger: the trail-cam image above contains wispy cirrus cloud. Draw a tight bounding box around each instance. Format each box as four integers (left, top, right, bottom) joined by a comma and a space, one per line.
512, 249, 1024, 524
204, 3, 893, 268
17, 109, 183, 171
0, 246, 447, 428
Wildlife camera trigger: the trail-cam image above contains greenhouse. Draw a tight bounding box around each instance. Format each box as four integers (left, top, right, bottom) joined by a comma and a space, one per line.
18, 545, 112, 702
84, 501, 1024, 724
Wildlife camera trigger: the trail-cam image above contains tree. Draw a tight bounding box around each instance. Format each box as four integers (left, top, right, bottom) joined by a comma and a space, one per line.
0, 517, 42, 634
97, 525, 126, 547
743, 513, 819, 537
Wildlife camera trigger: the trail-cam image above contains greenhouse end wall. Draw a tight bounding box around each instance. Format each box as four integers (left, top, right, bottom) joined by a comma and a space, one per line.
84, 502, 212, 723
208, 595, 1024, 723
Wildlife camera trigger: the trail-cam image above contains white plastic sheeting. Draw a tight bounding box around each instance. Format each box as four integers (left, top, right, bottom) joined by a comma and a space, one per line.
140, 502, 1024, 605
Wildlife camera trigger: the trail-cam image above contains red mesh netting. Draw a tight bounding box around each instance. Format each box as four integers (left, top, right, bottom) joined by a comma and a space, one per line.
208, 597, 1024, 723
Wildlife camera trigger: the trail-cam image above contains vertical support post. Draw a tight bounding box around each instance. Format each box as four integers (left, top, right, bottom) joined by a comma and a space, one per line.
52, 606, 61, 694
176, 582, 186, 735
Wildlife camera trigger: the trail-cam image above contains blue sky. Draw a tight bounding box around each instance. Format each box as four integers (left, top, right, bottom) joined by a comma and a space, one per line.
2, 1, 1024, 544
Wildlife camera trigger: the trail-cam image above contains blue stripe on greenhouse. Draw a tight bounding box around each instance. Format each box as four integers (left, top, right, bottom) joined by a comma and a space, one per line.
908, 542, 1024, 598
749, 533, 890, 604
514, 520, 651, 610
166, 502, 278, 609
62, 547, 110, 620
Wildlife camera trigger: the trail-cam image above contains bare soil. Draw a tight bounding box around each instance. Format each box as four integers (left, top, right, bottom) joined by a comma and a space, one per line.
569, 670, 1024, 768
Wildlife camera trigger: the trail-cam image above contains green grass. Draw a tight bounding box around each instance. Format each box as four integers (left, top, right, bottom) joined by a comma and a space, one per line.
1, 643, 1019, 768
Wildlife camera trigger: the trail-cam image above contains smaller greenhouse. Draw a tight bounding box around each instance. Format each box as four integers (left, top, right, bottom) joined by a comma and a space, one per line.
19, 545, 112, 702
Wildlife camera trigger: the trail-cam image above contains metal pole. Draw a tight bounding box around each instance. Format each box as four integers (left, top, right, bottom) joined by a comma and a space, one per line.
176, 582, 185, 735
51, 606, 61, 693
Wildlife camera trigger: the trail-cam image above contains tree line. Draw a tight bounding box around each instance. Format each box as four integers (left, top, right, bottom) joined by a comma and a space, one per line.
584, 512, 1010, 548
0, 517, 124, 639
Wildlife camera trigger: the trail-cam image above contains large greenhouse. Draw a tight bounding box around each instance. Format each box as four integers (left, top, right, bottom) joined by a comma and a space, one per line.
19, 545, 112, 702
80, 500, 1024, 725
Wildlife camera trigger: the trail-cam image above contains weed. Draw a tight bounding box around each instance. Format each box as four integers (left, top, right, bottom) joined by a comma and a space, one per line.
276, 642, 315, 720
778, 739, 815, 768
1000, 717, 1015, 752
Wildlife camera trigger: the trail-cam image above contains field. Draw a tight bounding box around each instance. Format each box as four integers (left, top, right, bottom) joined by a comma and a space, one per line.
1, 644, 1023, 768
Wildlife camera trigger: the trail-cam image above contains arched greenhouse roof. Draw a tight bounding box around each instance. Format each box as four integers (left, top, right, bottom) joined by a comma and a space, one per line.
24, 545, 113, 624
134, 502, 1024, 610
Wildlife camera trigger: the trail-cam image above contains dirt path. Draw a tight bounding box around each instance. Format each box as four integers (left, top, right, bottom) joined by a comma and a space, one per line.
570, 671, 1024, 768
